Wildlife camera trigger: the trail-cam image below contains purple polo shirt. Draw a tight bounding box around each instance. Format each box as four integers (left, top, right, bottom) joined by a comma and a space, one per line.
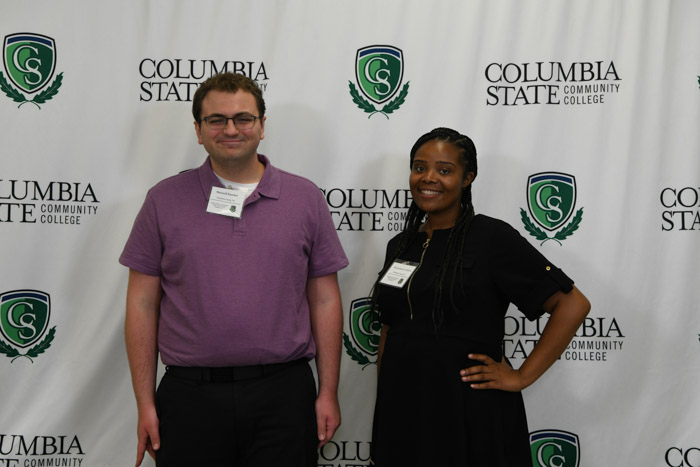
119, 155, 348, 366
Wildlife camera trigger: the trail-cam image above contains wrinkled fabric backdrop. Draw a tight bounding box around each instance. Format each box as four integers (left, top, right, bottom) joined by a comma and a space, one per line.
1, 1, 699, 466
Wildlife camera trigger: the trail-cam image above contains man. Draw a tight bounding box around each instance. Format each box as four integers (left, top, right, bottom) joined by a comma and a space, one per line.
120, 72, 348, 466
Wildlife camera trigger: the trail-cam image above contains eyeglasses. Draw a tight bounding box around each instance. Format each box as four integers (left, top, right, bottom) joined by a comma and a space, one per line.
201, 114, 261, 130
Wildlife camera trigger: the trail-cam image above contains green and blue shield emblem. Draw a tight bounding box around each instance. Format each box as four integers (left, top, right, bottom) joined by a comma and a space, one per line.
355, 46, 403, 105
0, 290, 55, 363
521, 172, 583, 245
342, 298, 381, 368
1, 33, 63, 108
1, 290, 50, 348
530, 430, 580, 467
349, 45, 410, 119
3, 33, 56, 94
527, 172, 576, 231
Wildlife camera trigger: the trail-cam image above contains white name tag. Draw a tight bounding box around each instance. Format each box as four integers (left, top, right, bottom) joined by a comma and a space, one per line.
206, 186, 250, 219
379, 260, 419, 288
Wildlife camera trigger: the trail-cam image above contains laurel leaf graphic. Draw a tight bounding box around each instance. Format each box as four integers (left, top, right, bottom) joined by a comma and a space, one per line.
0, 72, 28, 103
343, 332, 371, 365
25, 326, 56, 358
520, 208, 549, 241
348, 81, 376, 113
0, 338, 21, 359
381, 82, 410, 114
554, 208, 583, 241
32, 73, 63, 104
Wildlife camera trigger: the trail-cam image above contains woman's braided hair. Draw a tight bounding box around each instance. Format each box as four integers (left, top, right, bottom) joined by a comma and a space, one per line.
370, 127, 478, 328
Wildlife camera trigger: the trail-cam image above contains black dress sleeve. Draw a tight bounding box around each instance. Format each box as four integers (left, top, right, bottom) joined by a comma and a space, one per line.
489, 219, 574, 320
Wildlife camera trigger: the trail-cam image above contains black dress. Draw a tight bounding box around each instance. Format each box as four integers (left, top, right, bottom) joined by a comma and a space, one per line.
371, 215, 573, 467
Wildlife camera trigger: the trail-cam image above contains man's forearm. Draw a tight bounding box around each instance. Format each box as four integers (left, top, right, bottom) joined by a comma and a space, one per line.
307, 273, 343, 396
124, 270, 162, 407
313, 304, 342, 397
125, 307, 159, 407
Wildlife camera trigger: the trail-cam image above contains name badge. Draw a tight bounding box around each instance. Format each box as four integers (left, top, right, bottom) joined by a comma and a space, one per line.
379, 260, 419, 288
206, 186, 250, 219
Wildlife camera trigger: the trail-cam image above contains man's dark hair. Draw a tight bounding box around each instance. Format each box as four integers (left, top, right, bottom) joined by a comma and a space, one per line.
192, 72, 266, 122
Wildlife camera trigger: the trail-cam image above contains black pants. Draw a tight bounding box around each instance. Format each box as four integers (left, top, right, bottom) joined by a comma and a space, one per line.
155, 360, 318, 466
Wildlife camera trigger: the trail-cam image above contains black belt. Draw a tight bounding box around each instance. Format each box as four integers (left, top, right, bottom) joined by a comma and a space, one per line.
166, 359, 307, 383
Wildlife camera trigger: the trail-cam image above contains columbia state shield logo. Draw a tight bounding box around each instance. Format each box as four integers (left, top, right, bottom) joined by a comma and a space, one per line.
348, 45, 410, 119
521, 172, 583, 245
1, 33, 63, 108
0, 290, 56, 363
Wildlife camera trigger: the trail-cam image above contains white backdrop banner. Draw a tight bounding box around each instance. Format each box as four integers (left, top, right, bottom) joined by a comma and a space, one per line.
1, 1, 699, 466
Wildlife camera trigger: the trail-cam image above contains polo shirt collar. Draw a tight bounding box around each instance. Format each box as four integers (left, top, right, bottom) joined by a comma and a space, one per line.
197, 154, 281, 201
254, 154, 281, 200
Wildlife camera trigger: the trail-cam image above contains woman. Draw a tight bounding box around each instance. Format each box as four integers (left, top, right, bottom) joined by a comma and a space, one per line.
370, 128, 590, 466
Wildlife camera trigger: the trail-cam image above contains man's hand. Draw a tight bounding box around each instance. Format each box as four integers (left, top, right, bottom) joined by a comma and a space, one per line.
135, 403, 160, 466
315, 391, 341, 447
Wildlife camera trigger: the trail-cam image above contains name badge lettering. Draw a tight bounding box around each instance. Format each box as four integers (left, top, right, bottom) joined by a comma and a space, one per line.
379, 260, 419, 288
206, 186, 250, 219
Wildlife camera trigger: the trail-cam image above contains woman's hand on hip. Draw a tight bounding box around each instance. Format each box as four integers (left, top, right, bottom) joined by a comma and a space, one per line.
459, 353, 525, 392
